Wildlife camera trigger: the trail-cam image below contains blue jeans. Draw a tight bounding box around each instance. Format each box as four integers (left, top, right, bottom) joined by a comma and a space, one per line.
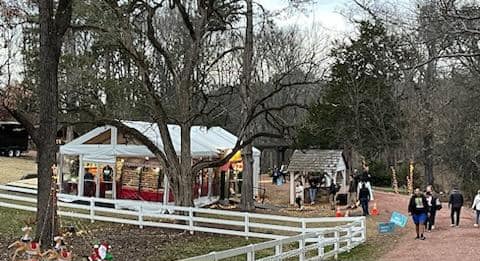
360, 198, 369, 216
309, 188, 317, 203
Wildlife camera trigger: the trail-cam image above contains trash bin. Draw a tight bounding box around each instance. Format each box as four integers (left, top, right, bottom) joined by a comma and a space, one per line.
336, 193, 348, 205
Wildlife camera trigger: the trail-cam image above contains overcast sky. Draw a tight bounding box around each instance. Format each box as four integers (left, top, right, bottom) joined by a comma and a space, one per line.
256, 0, 353, 36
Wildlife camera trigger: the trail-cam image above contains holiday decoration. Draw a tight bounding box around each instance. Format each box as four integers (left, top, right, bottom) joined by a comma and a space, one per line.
8, 222, 42, 261
390, 166, 399, 194
406, 161, 414, 195
88, 241, 113, 261
42, 235, 73, 261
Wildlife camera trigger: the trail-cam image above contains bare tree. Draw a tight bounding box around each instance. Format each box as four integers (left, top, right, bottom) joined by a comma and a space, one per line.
1, 0, 73, 246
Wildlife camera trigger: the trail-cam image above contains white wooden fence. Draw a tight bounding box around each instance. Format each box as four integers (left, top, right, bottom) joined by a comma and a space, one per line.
0, 185, 366, 260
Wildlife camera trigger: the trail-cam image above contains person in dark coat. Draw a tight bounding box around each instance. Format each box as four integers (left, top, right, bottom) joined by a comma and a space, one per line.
408, 188, 428, 240
308, 175, 319, 205
358, 183, 371, 216
329, 182, 337, 210
425, 191, 439, 232
348, 171, 359, 208
449, 187, 464, 227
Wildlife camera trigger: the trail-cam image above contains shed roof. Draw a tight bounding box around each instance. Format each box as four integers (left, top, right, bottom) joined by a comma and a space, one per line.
287, 149, 345, 173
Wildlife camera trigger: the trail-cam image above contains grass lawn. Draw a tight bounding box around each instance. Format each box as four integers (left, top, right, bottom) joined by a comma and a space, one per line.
336, 215, 405, 261
0, 207, 268, 260
0, 205, 405, 261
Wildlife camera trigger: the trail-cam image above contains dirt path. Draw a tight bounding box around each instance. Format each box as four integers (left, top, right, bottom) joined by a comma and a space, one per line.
378, 191, 479, 261
0, 155, 36, 184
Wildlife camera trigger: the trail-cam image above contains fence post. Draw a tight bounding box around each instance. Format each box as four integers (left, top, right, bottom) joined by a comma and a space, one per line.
275, 241, 283, 260
139, 205, 144, 229
244, 213, 250, 239
89, 197, 95, 223
299, 234, 306, 261
334, 228, 339, 260
246, 244, 255, 261
347, 226, 352, 252
361, 217, 366, 242
301, 219, 306, 234
317, 233, 324, 258
189, 207, 194, 235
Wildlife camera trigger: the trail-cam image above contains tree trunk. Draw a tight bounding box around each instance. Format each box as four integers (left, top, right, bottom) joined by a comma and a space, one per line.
239, 0, 255, 212
36, 0, 61, 245
178, 123, 194, 206
423, 46, 436, 187
35, 0, 72, 245
241, 144, 255, 211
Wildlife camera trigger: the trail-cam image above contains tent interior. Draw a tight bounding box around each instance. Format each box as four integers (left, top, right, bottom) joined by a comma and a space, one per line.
58, 121, 261, 208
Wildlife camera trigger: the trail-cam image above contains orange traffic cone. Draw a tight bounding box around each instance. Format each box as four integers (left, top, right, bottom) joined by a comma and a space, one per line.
371, 202, 379, 216
335, 207, 343, 217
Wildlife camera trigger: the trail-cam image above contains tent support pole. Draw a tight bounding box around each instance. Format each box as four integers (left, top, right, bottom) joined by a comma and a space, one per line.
207, 168, 213, 199
78, 155, 84, 197
58, 154, 64, 191
163, 174, 169, 206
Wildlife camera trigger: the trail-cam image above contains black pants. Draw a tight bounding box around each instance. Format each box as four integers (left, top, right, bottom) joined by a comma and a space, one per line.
451, 207, 461, 226
360, 198, 369, 216
295, 197, 302, 208
426, 211, 436, 230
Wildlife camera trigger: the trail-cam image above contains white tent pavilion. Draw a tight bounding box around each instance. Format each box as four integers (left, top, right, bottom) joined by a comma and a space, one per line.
58, 121, 260, 208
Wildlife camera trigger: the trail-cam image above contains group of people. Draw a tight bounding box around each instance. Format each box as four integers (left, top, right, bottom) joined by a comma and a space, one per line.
271, 165, 287, 185
408, 185, 480, 240
294, 174, 326, 210
293, 165, 375, 213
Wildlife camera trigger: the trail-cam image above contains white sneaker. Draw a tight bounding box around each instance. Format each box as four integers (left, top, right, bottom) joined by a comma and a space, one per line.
450, 224, 455, 227
474, 224, 478, 227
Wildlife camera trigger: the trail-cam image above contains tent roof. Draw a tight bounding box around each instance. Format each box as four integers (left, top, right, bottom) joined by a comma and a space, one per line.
61, 121, 260, 158
287, 149, 345, 173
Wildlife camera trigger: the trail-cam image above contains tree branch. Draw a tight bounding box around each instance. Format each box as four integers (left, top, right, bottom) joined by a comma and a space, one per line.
172, 0, 197, 41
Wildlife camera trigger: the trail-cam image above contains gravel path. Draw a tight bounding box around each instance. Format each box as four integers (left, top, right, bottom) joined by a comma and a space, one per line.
378, 192, 479, 261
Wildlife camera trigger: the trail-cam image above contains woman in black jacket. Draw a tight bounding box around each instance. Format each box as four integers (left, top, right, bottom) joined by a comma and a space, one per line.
408, 188, 429, 240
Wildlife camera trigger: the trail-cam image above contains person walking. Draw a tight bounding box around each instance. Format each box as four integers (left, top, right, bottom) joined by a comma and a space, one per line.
348, 172, 359, 209
295, 181, 304, 210
358, 183, 371, 216
271, 166, 278, 184
425, 191, 438, 232
329, 182, 337, 210
358, 166, 374, 201
308, 175, 319, 205
449, 187, 464, 227
408, 188, 428, 240
471, 189, 480, 227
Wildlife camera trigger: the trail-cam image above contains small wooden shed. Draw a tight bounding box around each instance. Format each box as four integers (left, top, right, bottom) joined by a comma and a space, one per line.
287, 149, 348, 205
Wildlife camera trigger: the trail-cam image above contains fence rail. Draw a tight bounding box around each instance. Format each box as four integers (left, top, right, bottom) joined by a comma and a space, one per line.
0, 185, 366, 260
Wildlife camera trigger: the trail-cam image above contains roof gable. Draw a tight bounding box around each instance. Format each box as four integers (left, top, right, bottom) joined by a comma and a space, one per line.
287, 149, 345, 173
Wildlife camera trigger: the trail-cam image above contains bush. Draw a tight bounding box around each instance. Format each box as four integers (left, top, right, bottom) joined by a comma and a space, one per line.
369, 161, 391, 187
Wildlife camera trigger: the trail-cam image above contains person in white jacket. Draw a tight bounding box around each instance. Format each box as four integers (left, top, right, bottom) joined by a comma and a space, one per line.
471, 190, 480, 227
295, 181, 304, 210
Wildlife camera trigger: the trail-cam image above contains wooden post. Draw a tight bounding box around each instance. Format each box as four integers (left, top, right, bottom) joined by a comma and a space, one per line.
290, 171, 295, 205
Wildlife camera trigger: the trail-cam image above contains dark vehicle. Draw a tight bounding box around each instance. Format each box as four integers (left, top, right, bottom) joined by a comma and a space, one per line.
0, 121, 29, 157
